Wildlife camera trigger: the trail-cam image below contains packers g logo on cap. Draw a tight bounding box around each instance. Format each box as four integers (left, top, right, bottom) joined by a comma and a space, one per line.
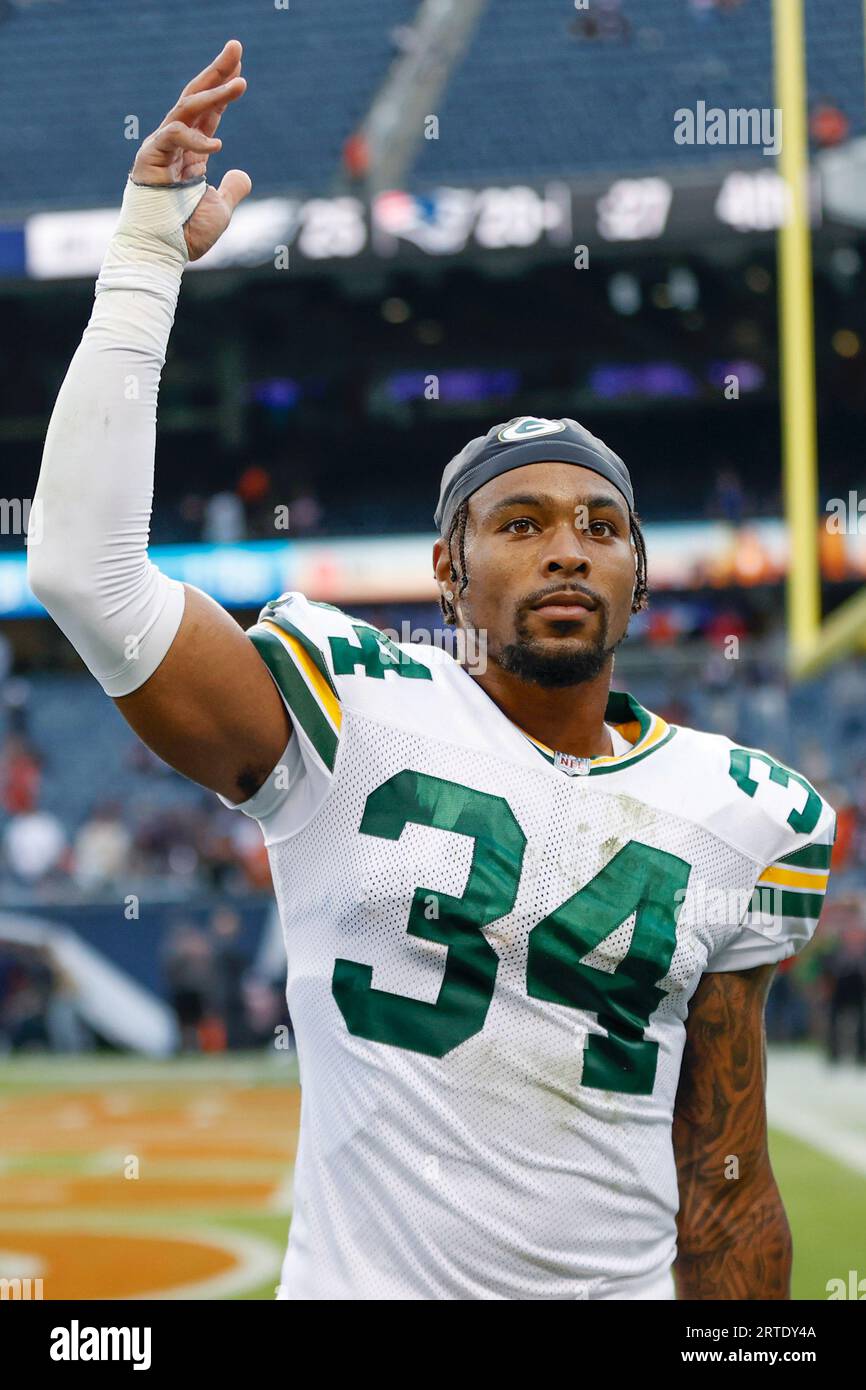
497, 417, 569, 443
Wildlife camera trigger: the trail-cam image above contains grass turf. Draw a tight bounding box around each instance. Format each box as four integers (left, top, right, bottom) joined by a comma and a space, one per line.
0, 1052, 862, 1299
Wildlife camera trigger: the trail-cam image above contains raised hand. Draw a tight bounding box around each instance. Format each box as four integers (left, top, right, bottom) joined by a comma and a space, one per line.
131, 39, 252, 261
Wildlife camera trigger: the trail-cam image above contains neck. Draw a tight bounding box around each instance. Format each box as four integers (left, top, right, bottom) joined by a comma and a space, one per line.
469, 655, 615, 757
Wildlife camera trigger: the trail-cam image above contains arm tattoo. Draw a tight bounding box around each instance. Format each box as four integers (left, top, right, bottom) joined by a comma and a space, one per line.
672, 964, 792, 1299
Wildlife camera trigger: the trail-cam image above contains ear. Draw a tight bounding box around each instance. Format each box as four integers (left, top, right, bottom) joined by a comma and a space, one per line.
432, 538, 455, 586
431, 539, 457, 626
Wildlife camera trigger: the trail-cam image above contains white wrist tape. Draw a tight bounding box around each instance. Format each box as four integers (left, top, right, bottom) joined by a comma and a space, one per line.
28, 178, 212, 697
108, 173, 209, 271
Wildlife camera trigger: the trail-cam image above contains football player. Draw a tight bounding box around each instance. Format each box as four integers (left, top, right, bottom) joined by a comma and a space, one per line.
29, 41, 835, 1300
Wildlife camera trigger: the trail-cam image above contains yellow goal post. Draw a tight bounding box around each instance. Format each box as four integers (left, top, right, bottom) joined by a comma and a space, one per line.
773, 0, 866, 678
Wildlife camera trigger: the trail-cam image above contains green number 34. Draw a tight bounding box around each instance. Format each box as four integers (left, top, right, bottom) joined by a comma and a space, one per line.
331, 771, 691, 1096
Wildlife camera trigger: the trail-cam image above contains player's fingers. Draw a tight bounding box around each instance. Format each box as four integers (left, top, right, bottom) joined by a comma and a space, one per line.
192, 92, 236, 139
162, 77, 246, 130
195, 108, 221, 139
216, 168, 253, 212
179, 39, 243, 99
180, 159, 209, 182
187, 57, 242, 117
150, 122, 222, 158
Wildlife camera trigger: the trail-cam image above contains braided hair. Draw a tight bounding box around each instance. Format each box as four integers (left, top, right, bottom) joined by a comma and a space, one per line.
439, 500, 650, 625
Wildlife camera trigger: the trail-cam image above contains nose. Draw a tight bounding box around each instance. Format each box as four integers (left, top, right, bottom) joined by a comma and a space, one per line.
541, 520, 592, 577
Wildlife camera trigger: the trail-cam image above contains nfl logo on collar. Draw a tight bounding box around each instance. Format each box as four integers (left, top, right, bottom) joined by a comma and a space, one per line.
554, 750, 592, 777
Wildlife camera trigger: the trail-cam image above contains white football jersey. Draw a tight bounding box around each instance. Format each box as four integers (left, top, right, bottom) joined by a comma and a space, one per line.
218, 592, 836, 1300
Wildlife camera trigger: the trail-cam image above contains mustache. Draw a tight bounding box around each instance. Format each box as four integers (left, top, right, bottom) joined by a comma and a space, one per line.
520, 583, 604, 613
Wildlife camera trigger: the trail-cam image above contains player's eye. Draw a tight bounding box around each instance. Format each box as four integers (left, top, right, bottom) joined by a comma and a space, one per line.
585, 519, 616, 537
502, 516, 539, 534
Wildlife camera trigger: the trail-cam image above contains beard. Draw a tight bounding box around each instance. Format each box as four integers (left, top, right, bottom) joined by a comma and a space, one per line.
495, 604, 621, 689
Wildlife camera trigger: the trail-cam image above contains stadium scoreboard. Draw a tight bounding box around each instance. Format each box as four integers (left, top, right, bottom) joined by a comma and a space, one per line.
18, 166, 825, 281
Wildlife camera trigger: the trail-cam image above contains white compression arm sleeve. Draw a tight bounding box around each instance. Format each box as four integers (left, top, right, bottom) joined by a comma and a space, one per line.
27, 175, 209, 697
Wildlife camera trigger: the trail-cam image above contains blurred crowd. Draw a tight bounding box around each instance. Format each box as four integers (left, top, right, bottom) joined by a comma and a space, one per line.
122, 462, 791, 548
2, 897, 863, 1063
570, 0, 751, 45
156, 467, 324, 547
0, 726, 272, 900
160, 906, 290, 1054
5, 645, 866, 896
765, 895, 866, 1066
1, 612, 866, 1064
0, 942, 85, 1053
0, 906, 291, 1056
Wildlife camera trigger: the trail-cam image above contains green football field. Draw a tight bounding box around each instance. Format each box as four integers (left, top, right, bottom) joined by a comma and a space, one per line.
0, 1048, 862, 1300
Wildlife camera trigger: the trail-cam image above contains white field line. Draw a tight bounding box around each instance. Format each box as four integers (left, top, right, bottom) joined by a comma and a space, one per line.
0, 1219, 284, 1300
120, 1225, 284, 1301
767, 1047, 866, 1177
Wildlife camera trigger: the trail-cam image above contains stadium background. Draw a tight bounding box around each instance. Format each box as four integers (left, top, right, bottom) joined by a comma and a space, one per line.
0, 0, 865, 1300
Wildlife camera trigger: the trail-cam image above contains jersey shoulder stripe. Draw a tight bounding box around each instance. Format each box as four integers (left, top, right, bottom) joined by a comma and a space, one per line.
264, 614, 340, 699
695, 732, 837, 971
776, 839, 834, 869
750, 810, 836, 925
248, 618, 341, 773
246, 589, 415, 775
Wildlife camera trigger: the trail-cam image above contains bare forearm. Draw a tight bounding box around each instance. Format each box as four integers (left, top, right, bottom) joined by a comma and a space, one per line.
674, 1184, 792, 1299
672, 965, 786, 1298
